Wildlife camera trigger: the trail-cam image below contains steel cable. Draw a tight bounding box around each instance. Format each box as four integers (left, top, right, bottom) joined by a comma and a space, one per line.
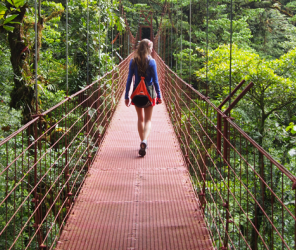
34, 0, 38, 112
206, 0, 209, 95
180, 2, 182, 76
87, 0, 90, 85
189, 0, 191, 84
229, 0, 233, 110
66, 0, 68, 94
1, 4, 296, 249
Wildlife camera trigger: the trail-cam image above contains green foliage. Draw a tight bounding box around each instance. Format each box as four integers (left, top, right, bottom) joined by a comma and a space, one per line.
0, 0, 26, 31
286, 122, 296, 135
270, 47, 296, 82
195, 17, 253, 50
196, 44, 296, 113
7, 0, 26, 8
1, 0, 296, 247
174, 47, 205, 84
247, 8, 296, 58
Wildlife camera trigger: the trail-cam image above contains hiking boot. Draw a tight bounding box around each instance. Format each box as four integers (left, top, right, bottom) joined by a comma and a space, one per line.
139, 140, 147, 156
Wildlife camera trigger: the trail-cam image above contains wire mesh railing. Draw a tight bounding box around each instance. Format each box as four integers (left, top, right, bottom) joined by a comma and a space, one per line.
154, 52, 296, 250
0, 53, 132, 250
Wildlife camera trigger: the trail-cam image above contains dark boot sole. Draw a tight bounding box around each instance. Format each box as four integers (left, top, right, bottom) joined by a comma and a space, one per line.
139, 148, 146, 156
139, 142, 147, 156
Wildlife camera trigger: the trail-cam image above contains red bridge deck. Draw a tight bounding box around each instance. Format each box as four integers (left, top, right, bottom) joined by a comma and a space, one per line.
56, 95, 213, 250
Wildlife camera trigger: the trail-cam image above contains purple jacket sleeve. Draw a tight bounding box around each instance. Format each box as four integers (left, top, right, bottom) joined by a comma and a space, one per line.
125, 59, 134, 100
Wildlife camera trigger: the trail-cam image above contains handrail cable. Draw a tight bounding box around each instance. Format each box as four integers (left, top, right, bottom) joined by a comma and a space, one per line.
1, 2, 296, 249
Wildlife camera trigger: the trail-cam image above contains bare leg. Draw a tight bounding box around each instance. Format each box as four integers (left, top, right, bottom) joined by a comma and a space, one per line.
135, 105, 154, 141
143, 105, 153, 140
135, 106, 145, 141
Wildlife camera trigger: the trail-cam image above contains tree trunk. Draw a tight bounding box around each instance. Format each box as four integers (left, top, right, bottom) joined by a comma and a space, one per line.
8, 5, 36, 124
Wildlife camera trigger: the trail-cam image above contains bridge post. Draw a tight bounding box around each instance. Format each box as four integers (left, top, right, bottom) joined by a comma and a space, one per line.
97, 81, 102, 147
185, 86, 192, 168
128, 33, 130, 55
174, 74, 181, 142
177, 75, 182, 148
32, 116, 45, 248
222, 115, 230, 250
201, 96, 209, 215
217, 79, 246, 153
162, 31, 165, 63
111, 69, 115, 120
64, 98, 72, 220
103, 80, 107, 134
86, 86, 91, 172
217, 113, 222, 153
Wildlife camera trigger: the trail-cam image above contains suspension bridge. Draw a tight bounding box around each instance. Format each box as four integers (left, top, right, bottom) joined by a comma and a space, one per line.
1, 1, 296, 250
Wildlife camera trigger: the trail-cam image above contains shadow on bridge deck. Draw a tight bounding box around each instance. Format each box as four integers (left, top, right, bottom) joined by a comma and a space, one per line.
56, 94, 213, 250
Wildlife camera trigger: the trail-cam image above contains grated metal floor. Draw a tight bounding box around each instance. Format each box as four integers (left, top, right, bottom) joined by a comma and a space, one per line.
56, 95, 213, 250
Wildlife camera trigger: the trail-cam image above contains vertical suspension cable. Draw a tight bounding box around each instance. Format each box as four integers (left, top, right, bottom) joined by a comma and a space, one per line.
189, 0, 191, 84
34, 0, 38, 112
180, 2, 182, 76
176, 0, 178, 71
105, 21, 108, 72
229, 0, 233, 110
206, 0, 209, 96
170, 1, 173, 69
66, 0, 68, 94
87, 0, 89, 85
111, 0, 114, 61
99, 0, 101, 74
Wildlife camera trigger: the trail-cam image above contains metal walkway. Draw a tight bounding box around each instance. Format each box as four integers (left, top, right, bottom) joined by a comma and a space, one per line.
56, 95, 213, 250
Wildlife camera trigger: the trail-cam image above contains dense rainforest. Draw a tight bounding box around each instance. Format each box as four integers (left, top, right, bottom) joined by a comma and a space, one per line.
0, 0, 296, 248
1, 0, 296, 170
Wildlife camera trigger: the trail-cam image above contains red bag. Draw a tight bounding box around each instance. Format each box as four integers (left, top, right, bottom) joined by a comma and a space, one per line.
130, 76, 153, 108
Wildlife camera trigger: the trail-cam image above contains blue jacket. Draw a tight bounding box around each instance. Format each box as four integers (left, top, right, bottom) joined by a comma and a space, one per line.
125, 58, 161, 100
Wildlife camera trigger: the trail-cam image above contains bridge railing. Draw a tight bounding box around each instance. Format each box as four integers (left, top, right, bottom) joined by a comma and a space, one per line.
0, 54, 132, 249
154, 52, 296, 250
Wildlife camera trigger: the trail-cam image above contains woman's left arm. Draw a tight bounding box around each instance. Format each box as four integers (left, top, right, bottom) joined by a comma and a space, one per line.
150, 60, 161, 99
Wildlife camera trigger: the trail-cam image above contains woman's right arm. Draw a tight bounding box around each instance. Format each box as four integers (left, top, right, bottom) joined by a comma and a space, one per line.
125, 59, 134, 100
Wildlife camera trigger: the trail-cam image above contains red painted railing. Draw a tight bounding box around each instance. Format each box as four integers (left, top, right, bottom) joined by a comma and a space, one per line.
1, 45, 296, 249
0, 54, 132, 249
154, 52, 296, 249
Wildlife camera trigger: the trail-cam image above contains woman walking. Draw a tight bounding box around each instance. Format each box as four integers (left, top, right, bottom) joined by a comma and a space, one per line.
124, 39, 162, 156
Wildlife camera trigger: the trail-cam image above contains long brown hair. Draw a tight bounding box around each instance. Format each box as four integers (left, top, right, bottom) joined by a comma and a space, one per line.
133, 39, 153, 77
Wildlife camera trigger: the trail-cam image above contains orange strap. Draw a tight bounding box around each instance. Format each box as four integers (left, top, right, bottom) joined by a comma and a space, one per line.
130, 77, 153, 103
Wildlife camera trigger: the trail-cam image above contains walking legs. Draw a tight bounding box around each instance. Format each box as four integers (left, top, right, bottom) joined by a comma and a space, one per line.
135, 105, 153, 141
